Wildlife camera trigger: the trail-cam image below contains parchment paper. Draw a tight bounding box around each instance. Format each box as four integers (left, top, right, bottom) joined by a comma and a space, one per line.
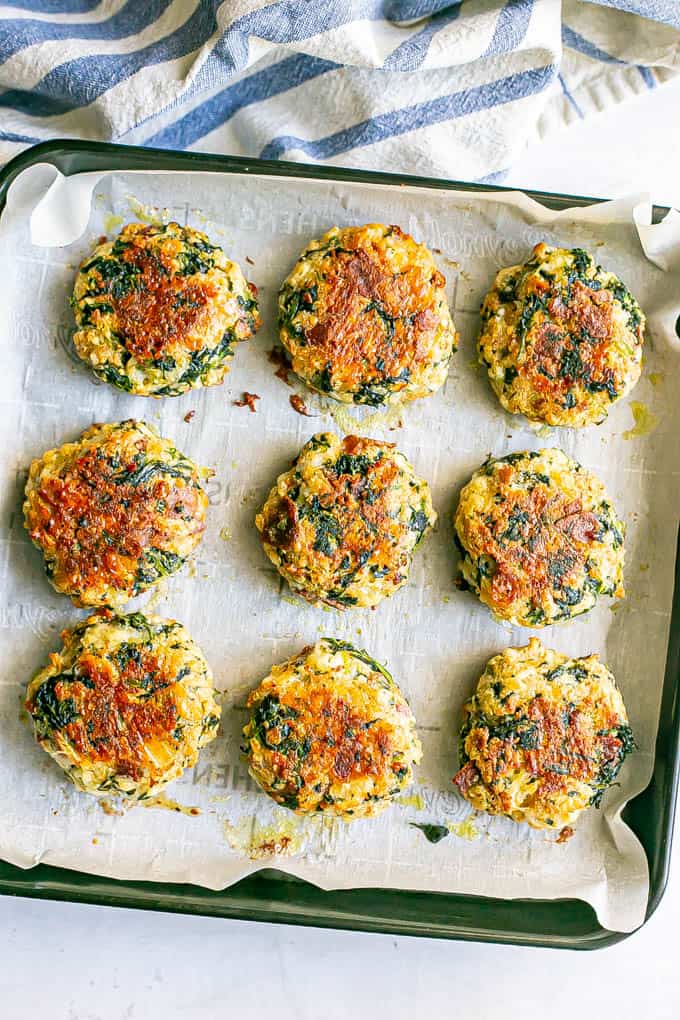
2, 165, 679, 933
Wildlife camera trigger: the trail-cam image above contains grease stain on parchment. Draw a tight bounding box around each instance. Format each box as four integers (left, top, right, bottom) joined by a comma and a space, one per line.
396, 792, 426, 811
321, 399, 404, 435
141, 795, 201, 817
448, 815, 480, 840
103, 213, 123, 234
623, 401, 659, 440
222, 807, 342, 860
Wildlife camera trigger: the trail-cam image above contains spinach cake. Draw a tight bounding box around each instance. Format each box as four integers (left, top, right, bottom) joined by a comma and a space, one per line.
242, 638, 422, 818
25, 612, 220, 800
453, 638, 634, 830
278, 223, 458, 405
453, 448, 625, 627
71, 221, 259, 396
478, 243, 644, 427
255, 432, 436, 609
24, 420, 207, 607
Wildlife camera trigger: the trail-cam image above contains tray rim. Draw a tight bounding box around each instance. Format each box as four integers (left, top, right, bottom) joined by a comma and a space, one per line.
0, 137, 678, 951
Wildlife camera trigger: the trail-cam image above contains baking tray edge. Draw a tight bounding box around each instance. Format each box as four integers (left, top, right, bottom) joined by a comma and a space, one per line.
0, 138, 678, 950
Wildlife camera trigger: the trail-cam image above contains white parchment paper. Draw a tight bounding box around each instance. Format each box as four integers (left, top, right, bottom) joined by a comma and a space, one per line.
2, 166, 679, 933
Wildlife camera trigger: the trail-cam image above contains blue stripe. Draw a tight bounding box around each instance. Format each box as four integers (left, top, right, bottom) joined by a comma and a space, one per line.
144, 53, 338, 150
0, 0, 221, 118
637, 65, 656, 90
383, 4, 462, 71
563, 25, 658, 92
558, 72, 584, 119
198, 0, 387, 86
563, 25, 625, 65
384, 1, 458, 20
481, 0, 534, 59
260, 64, 556, 161
1, 1, 100, 10
592, 0, 680, 30
0, 128, 41, 143
477, 168, 509, 185
0, 0, 173, 64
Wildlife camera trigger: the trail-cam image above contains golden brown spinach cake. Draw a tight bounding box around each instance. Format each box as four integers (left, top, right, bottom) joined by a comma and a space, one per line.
453, 449, 625, 627
255, 432, 436, 609
278, 224, 458, 405
25, 612, 220, 800
478, 243, 644, 427
453, 638, 634, 830
71, 222, 259, 396
23, 420, 207, 608
242, 638, 422, 818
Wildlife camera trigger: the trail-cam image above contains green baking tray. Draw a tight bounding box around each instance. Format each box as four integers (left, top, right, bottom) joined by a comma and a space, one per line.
0, 139, 678, 949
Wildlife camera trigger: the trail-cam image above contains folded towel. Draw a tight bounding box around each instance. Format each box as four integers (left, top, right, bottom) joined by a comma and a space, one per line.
0, 1, 678, 181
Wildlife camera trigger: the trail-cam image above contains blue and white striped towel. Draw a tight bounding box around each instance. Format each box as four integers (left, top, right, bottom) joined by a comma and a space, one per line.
0, 1, 678, 181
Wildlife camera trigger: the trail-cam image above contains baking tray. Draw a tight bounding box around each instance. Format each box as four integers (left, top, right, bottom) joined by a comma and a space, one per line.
0, 139, 678, 950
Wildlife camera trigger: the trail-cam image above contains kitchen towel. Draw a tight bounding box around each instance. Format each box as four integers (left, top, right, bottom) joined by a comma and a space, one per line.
0, 1, 679, 185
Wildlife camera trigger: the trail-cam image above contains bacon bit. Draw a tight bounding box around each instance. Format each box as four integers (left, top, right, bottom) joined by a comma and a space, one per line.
248, 281, 258, 298
556, 826, 574, 844
453, 761, 481, 796
97, 235, 107, 245
289, 394, 316, 416
183, 409, 196, 423
234, 392, 260, 412
245, 256, 255, 266
268, 346, 293, 386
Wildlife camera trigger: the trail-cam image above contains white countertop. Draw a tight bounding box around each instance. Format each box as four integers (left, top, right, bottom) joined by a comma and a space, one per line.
2, 76, 680, 1019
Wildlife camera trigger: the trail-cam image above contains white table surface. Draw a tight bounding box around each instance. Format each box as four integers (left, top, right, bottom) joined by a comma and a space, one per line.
3, 76, 680, 1020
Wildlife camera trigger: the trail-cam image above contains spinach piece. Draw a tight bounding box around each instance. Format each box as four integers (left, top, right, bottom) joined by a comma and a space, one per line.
135, 548, 184, 588
559, 345, 584, 381
312, 365, 334, 392
545, 663, 588, 683
249, 694, 303, 757
78, 301, 114, 326
179, 248, 214, 276
516, 294, 547, 356
32, 676, 79, 730
97, 363, 134, 392
485, 451, 538, 475
409, 508, 431, 539
333, 454, 373, 477
570, 248, 592, 277
606, 280, 642, 331
590, 724, 636, 806
306, 435, 330, 452
596, 507, 624, 547
585, 376, 618, 400
153, 355, 177, 373
410, 823, 449, 844
113, 643, 143, 672
364, 300, 395, 340
237, 294, 258, 314
525, 605, 545, 626
113, 457, 194, 487
470, 712, 541, 751
84, 256, 141, 299
354, 367, 410, 406
322, 638, 393, 685
503, 507, 530, 542
153, 332, 235, 395
299, 496, 342, 557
